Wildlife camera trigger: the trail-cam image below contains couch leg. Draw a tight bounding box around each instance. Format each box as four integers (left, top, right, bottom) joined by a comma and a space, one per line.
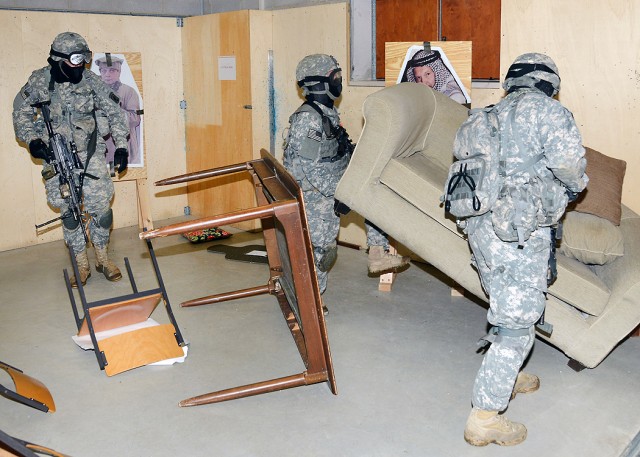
632, 324, 640, 337
568, 359, 586, 372
451, 282, 465, 297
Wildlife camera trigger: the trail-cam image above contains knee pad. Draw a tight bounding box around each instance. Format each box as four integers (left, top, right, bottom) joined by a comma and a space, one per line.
317, 243, 337, 272
62, 214, 81, 230
96, 208, 113, 229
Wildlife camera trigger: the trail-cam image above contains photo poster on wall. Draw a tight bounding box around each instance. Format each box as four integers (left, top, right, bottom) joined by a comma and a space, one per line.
385, 42, 472, 105
90, 52, 145, 176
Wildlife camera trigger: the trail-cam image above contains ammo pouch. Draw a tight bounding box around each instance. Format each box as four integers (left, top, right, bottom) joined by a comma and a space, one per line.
491, 181, 540, 247
534, 177, 569, 226
41, 163, 57, 181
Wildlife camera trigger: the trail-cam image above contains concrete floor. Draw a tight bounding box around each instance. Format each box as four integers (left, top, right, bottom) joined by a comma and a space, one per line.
1, 220, 639, 457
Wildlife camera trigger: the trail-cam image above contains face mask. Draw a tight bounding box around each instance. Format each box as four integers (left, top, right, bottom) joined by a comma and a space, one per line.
60, 61, 85, 84
328, 69, 343, 99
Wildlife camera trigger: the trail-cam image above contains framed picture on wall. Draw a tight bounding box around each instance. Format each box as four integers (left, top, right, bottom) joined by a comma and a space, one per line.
397, 45, 470, 105
90, 52, 145, 168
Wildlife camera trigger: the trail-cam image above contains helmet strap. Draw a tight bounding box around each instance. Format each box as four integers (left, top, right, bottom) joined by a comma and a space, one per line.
306, 91, 334, 108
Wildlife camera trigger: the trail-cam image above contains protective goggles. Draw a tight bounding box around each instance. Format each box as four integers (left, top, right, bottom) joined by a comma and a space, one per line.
297, 67, 343, 88
50, 48, 91, 66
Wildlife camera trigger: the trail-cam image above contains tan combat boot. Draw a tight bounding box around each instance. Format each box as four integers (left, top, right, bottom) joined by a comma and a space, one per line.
511, 372, 540, 399
70, 249, 91, 288
367, 245, 411, 274
94, 246, 122, 282
464, 408, 527, 446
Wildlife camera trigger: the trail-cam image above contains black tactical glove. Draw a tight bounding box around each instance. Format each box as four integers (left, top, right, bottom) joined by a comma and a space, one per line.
28, 139, 52, 163
566, 189, 579, 203
114, 148, 128, 173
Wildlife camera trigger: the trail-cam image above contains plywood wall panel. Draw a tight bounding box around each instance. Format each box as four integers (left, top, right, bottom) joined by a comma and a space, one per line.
249, 11, 274, 156
501, 0, 640, 211
0, 12, 37, 251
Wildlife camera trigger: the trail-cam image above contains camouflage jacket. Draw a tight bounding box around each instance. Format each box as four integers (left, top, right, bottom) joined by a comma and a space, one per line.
494, 88, 588, 194
13, 66, 128, 153
283, 101, 349, 197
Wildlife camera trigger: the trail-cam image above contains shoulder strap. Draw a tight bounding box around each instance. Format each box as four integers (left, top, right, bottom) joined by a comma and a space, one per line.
295, 101, 334, 138
499, 93, 544, 177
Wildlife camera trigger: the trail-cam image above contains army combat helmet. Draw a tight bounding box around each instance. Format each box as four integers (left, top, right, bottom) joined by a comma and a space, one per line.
296, 54, 343, 100
49, 32, 92, 66
503, 52, 561, 97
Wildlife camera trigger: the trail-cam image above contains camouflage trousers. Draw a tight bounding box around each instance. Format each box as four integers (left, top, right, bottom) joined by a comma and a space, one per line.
365, 220, 389, 249
44, 149, 114, 255
467, 214, 550, 411
301, 188, 340, 295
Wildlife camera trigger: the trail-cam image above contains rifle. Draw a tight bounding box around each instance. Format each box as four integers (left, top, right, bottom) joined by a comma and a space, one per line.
34, 102, 88, 243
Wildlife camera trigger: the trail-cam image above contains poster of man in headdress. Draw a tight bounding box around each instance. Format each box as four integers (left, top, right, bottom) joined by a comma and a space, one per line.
90, 52, 144, 168
397, 46, 470, 104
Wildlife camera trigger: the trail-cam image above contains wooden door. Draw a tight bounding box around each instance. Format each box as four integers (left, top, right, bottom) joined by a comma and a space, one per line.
182, 11, 256, 228
375, 0, 439, 80
441, 0, 501, 80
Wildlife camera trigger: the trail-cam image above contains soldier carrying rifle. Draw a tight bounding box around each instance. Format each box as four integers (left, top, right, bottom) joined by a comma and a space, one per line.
13, 32, 129, 287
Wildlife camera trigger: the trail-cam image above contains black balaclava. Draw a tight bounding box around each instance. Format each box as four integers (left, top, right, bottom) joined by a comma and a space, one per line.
48, 57, 84, 84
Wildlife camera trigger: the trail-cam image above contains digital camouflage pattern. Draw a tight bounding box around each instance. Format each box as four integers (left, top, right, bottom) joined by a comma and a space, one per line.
13, 54, 128, 254
503, 53, 561, 96
49, 32, 91, 63
296, 54, 340, 88
466, 86, 588, 412
365, 220, 389, 249
283, 102, 346, 294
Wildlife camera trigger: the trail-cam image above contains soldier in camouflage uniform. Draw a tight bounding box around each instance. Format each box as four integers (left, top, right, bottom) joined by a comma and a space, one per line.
13, 32, 129, 287
462, 53, 588, 446
283, 54, 347, 306
283, 55, 409, 310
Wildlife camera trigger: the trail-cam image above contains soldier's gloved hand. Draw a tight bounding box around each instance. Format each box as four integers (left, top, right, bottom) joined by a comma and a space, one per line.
28, 139, 52, 162
566, 189, 579, 202
114, 148, 128, 173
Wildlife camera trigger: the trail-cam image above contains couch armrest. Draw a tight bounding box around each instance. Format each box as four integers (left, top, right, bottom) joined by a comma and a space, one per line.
592, 206, 640, 297
336, 83, 467, 208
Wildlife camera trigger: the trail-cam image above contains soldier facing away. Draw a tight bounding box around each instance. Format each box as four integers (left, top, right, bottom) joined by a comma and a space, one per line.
13, 32, 130, 287
462, 53, 588, 446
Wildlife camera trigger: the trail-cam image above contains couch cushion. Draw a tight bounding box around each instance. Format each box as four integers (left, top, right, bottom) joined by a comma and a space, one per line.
548, 254, 610, 316
559, 211, 624, 265
569, 147, 627, 225
380, 154, 458, 232
381, 154, 611, 316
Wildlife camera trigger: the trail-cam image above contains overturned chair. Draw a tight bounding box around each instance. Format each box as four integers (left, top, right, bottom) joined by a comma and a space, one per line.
141, 149, 336, 406
65, 238, 186, 376
335, 82, 640, 369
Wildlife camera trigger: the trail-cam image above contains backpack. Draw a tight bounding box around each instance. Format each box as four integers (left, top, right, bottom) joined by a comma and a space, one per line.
442, 105, 502, 219
442, 97, 550, 246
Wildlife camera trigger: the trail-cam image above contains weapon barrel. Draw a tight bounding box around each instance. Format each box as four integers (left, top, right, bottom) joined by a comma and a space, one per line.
155, 161, 255, 186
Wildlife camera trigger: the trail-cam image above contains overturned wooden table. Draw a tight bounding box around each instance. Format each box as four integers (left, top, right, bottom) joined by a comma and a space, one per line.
141, 149, 337, 406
